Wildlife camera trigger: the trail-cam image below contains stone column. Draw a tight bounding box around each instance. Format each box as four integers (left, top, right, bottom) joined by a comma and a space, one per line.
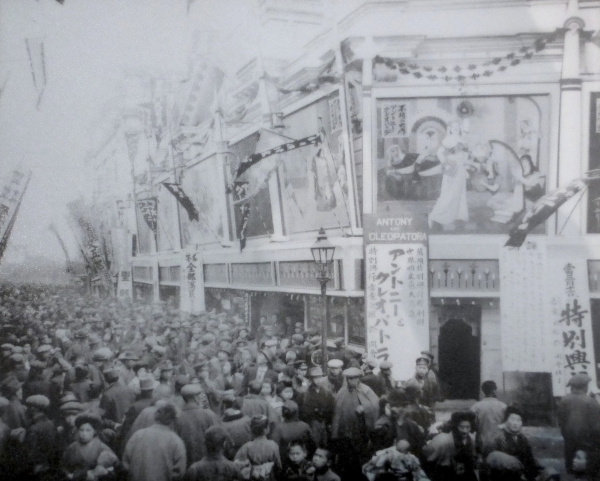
556, 5, 585, 236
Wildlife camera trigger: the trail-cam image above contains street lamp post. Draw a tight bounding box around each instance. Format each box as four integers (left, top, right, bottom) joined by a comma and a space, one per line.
310, 227, 336, 370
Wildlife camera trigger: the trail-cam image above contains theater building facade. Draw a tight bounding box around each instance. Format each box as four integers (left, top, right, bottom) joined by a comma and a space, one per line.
88, 0, 600, 408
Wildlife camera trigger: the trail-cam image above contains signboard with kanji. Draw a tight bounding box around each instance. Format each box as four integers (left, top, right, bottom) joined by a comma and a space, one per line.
363, 208, 430, 382
179, 248, 206, 314
548, 256, 597, 396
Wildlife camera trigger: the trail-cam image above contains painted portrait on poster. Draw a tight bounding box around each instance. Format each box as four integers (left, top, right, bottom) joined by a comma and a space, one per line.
376, 95, 550, 234
280, 93, 352, 234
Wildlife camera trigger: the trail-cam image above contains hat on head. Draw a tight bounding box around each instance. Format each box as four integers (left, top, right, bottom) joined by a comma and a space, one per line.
92, 347, 113, 362
291, 334, 304, 343
180, 384, 203, 397
1, 343, 14, 350
294, 322, 303, 328
201, 333, 215, 344
26, 394, 50, 410
264, 339, 277, 348
334, 337, 345, 347
118, 351, 139, 361
380, 360, 393, 370
158, 360, 173, 371
388, 389, 409, 408
74, 412, 102, 430
152, 345, 166, 354
342, 367, 363, 378
37, 344, 52, 354
59, 392, 78, 405
74, 331, 86, 339
60, 401, 84, 415
12, 346, 23, 354
327, 359, 343, 369
88, 334, 101, 345
363, 357, 377, 369
566, 372, 592, 389
139, 376, 155, 391
416, 356, 430, 366
103, 368, 119, 384
10, 353, 24, 364
30, 360, 47, 370
0, 397, 9, 410
307, 366, 324, 378
420, 350, 434, 360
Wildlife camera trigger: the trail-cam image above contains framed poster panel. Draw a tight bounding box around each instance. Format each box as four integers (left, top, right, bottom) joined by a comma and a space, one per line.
375, 94, 550, 234
179, 156, 226, 246
280, 93, 352, 234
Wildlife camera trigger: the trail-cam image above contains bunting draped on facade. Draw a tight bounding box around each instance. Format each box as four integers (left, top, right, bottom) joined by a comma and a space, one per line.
0, 170, 30, 265
228, 133, 321, 201
137, 197, 158, 239
373, 29, 561, 83
162, 182, 200, 222
505, 170, 600, 247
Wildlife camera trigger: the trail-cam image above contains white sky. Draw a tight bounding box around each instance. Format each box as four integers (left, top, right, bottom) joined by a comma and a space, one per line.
0, 0, 264, 265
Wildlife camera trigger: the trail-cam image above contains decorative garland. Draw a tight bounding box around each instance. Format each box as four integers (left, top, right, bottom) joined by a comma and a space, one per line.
373, 29, 561, 83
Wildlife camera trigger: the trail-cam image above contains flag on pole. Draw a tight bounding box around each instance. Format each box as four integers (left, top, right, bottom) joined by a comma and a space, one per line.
505, 170, 600, 247
162, 182, 199, 222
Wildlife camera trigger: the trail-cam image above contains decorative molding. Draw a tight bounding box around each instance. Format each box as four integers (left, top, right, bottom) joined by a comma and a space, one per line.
204, 263, 229, 284
278, 260, 336, 289
429, 260, 500, 292
231, 262, 274, 286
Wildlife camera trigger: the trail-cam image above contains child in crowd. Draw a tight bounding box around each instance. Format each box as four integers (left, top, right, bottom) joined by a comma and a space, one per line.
281, 440, 312, 481
307, 447, 340, 481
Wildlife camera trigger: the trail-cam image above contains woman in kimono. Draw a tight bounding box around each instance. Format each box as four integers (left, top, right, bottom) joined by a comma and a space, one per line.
429, 121, 477, 230
62, 413, 118, 481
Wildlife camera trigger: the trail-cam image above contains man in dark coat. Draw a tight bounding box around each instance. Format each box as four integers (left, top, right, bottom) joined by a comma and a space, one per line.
221, 394, 252, 460
271, 400, 316, 462
298, 366, 335, 447
557, 373, 600, 474
23, 394, 59, 480
99, 368, 136, 424
331, 367, 379, 479
175, 383, 221, 466
323, 359, 345, 394
120, 376, 156, 447
360, 358, 386, 397
185, 425, 240, 481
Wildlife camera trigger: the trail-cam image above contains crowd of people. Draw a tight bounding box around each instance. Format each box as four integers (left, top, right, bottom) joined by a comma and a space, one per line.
0, 283, 598, 481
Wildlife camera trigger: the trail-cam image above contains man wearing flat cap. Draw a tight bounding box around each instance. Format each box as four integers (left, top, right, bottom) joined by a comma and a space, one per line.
298, 366, 335, 447
557, 372, 600, 473
331, 367, 379, 478
406, 356, 440, 408
175, 384, 220, 466
323, 359, 345, 394
360, 358, 386, 397
23, 394, 59, 479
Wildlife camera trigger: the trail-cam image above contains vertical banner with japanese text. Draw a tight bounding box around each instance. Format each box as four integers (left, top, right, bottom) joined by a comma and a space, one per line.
363, 209, 429, 382
548, 255, 597, 396
500, 239, 551, 372
180, 248, 205, 314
